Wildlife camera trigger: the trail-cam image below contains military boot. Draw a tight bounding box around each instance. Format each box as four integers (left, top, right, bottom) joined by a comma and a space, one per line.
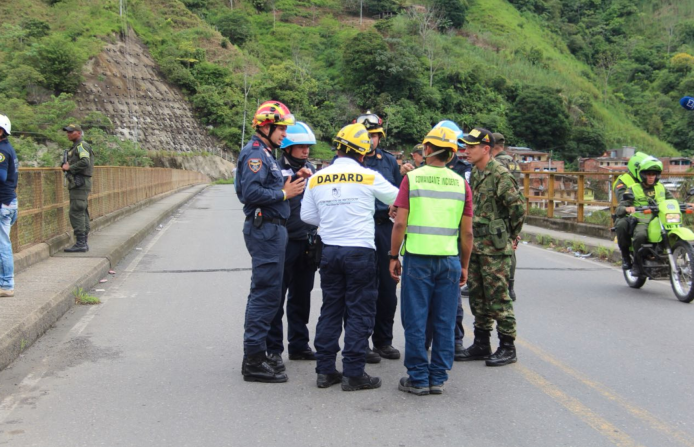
266, 352, 286, 372
64, 233, 88, 253
620, 247, 632, 270
242, 352, 288, 383
84, 233, 89, 252
508, 279, 516, 301
455, 328, 492, 361
485, 335, 517, 367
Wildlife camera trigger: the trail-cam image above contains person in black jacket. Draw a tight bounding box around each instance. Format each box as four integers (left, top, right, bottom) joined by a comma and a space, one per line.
266, 121, 318, 361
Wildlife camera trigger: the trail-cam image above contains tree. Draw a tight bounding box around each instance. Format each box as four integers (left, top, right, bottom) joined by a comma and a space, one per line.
214, 11, 254, 47
31, 35, 88, 94
508, 86, 571, 151
432, 0, 467, 29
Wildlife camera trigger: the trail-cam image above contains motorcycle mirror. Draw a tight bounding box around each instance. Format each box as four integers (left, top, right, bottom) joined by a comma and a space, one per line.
623, 193, 635, 201
688, 187, 694, 196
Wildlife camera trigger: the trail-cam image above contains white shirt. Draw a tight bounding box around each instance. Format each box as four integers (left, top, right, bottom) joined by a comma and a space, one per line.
301, 157, 399, 249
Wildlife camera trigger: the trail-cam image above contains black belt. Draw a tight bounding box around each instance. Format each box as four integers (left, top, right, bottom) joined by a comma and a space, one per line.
245, 216, 288, 226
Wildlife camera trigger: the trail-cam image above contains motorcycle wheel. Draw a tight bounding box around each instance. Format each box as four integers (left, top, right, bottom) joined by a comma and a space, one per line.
670, 240, 694, 303
624, 265, 646, 289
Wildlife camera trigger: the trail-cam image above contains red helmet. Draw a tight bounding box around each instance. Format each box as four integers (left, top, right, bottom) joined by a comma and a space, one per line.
253, 101, 295, 127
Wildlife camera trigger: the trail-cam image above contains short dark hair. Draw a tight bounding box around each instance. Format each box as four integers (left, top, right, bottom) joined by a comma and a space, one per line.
337, 148, 363, 162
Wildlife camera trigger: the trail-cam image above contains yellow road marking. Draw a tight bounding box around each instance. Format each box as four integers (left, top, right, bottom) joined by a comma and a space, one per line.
516, 338, 694, 447
515, 364, 645, 447
461, 314, 694, 447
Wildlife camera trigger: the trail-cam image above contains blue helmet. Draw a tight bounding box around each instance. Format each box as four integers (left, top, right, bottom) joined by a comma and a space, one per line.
433, 120, 465, 148
281, 121, 316, 150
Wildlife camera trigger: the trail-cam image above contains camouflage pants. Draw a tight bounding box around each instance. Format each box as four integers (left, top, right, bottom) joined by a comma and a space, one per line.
468, 253, 516, 339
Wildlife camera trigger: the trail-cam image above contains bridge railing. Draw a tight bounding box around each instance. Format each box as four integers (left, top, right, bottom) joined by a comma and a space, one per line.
521, 171, 694, 225
13, 167, 209, 253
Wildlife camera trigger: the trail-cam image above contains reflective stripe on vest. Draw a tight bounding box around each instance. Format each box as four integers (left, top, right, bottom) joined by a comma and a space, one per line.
613, 173, 636, 191
632, 182, 666, 224
405, 165, 465, 256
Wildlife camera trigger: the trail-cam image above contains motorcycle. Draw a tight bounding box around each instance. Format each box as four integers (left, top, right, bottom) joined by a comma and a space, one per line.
622, 194, 694, 303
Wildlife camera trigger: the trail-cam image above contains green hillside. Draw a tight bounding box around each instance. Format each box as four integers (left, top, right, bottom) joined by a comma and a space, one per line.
1, 0, 693, 166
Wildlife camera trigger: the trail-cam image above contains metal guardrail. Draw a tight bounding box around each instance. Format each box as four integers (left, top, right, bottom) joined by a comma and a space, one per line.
13, 167, 209, 253
521, 171, 694, 224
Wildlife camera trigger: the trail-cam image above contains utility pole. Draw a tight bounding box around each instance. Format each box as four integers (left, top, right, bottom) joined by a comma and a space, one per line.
360, 0, 363, 25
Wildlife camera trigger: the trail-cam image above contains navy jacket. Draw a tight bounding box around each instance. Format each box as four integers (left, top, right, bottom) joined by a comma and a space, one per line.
278, 155, 317, 240
364, 149, 401, 217
447, 157, 472, 183
0, 139, 18, 206
235, 135, 290, 219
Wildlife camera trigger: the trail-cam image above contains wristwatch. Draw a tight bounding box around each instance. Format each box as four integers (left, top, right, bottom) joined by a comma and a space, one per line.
387, 251, 399, 260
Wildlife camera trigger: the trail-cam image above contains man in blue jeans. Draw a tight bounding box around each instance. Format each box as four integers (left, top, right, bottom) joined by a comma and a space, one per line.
389, 126, 473, 395
0, 115, 19, 298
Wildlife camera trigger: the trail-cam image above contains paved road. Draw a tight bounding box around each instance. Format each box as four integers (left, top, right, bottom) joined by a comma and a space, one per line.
1, 185, 694, 447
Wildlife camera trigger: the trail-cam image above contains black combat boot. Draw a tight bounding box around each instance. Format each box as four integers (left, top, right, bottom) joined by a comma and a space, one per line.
460, 284, 470, 297
317, 371, 343, 388
485, 334, 517, 367
341, 373, 382, 391
373, 345, 400, 360
266, 352, 286, 372
508, 279, 516, 301
242, 352, 288, 383
365, 348, 381, 364
455, 328, 492, 361
64, 233, 88, 253
84, 232, 89, 252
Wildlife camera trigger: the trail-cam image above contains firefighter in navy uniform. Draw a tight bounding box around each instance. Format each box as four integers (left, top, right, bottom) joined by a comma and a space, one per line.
235, 100, 306, 383
267, 121, 318, 361
356, 112, 406, 363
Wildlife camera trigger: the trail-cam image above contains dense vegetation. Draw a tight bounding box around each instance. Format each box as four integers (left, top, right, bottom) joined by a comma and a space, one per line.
1, 0, 693, 167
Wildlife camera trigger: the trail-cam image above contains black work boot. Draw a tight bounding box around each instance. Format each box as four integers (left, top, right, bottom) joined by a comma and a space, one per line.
373, 345, 400, 360
366, 348, 381, 364
460, 284, 470, 297
620, 247, 632, 270
341, 373, 382, 391
485, 335, 517, 367
455, 328, 492, 361
317, 371, 343, 388
64, 233, 88, 253
508, 279, 516, 302
84, 233, 89, 252
242, 353, 288, 383
288, 349, 316, 361
266, 352, 286, 372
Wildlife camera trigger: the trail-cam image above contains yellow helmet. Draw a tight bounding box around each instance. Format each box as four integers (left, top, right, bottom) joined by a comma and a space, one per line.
333, 123, 372, 156
422, 127, 459, 152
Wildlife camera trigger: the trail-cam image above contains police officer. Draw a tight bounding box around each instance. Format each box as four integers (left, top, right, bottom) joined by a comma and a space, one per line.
0, 115, 18, 298
458, 128, 525, 367
491, 133, 521, 301
62, 124, 95, 253
267, 121, 318, 361
235, 100, 306, 383
612, 152, 649, 270
620, 158, 674, 277
301, 123, 399, 391
355, 112, 403, 363
389, 126, 473, 396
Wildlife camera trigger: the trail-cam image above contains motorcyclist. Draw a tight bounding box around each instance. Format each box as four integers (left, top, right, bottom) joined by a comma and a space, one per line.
620, 158, 673, 277
612, 152, 649, 270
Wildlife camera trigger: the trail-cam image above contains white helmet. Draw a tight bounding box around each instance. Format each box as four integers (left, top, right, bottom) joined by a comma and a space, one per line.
0, 115, 10, 136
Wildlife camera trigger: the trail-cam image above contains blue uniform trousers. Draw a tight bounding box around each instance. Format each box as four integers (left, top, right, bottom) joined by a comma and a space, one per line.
372, 220, 398, 347
401, 254, 461, 387
267, 239, 315, 355
242, 220, 288, 357
315, 246, 377, 378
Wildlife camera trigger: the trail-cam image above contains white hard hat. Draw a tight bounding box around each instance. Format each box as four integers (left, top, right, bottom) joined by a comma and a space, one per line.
0, 115, 10, 136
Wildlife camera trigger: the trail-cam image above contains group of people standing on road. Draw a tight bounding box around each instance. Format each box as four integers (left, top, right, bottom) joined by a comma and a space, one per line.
0, 114, 95, 299
235, 100, 526, 395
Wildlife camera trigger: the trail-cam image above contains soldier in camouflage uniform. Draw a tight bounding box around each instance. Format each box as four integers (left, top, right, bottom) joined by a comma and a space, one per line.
491, 133, 521, 301
62, 124, 95, 253
458, 128, 525, 367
